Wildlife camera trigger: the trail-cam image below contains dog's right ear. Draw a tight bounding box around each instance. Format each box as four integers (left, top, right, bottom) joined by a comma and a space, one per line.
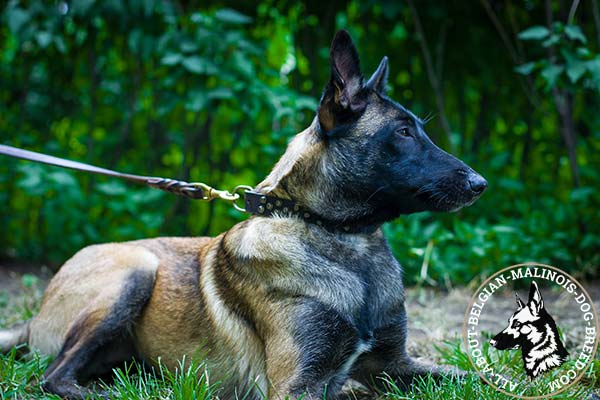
527, 281, 544, 316
318, 30, 366, 134
366, 56, 389, 94
515, 292, 525, 310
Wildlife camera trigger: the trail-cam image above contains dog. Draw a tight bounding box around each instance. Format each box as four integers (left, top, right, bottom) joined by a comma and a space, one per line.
490, 281, 569, 378
0, 30, 487, 399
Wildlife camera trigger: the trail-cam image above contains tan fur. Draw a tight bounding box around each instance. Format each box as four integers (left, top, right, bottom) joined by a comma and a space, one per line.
29, 244, 160, 355
0, 321, 30, 352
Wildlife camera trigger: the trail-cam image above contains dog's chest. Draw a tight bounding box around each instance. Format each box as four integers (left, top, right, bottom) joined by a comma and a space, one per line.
229, 218, 405, 331
307, 231, 406, 333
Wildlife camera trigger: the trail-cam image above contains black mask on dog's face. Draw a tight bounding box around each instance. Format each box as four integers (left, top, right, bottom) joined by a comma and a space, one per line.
317, 30, 487, 218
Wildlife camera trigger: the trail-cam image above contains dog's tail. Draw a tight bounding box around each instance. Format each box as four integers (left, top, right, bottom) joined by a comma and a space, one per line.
0, 320, 30, 353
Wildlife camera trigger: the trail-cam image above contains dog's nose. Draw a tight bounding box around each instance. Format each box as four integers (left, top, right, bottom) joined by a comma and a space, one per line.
468, 173, 487, 194
489, 339, 497, 347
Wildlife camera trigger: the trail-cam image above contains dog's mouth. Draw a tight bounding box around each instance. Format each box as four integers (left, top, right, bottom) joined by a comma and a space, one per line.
414, 172, 487, 213
414, 187, 485, 213
446, 192, 485, 212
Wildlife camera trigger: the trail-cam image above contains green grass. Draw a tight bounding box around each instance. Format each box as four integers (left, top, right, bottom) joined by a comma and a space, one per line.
0, 278, 598, 399
1, 339, 597, 399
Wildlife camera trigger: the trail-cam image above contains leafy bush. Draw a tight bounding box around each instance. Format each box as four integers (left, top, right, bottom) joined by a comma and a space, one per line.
0, 1, 598, 285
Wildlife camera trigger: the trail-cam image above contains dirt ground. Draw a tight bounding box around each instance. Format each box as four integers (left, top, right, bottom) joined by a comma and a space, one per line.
1, 261, 599, 362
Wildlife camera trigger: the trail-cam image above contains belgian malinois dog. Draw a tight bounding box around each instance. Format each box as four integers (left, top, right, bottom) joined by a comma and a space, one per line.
0, 30, 487, 399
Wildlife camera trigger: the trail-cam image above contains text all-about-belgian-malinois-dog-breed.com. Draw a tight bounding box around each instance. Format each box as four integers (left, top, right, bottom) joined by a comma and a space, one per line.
0, 30, 487, 399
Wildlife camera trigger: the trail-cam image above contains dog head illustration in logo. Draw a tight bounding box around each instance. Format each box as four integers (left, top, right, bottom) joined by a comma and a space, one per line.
489, 281, 569, 378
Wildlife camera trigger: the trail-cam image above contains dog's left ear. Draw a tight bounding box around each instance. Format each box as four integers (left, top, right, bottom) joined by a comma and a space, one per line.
527, 281, 544, 316
318, 30, 366, 133
366, 56, 389, 94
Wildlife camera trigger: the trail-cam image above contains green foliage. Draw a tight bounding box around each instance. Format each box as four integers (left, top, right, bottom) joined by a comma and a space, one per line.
0, 1, 315, 263
515, 21, 600, 91
0, 1, 599, 286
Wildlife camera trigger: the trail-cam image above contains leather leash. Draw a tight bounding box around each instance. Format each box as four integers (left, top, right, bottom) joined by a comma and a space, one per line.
0, 144, 243, 202
0, 144, 368, 233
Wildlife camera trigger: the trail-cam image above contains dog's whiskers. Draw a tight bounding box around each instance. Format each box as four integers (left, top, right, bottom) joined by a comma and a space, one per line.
422, 112, 436, 125
413, 182, 435, 197
365, 185, 387, 204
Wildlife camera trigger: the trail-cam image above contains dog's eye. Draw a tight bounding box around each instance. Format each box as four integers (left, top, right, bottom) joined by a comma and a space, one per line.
396, 127, 410, 137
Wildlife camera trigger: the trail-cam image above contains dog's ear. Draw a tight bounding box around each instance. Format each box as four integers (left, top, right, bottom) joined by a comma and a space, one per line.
318, 30, 366, 133
527, 281, 544, 316
515, 292, 525, 310
366, 56, 389, 94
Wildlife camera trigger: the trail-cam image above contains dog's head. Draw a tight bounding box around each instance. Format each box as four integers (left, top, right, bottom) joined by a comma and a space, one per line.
489, 281, 546, 350
259, 30, 487, 225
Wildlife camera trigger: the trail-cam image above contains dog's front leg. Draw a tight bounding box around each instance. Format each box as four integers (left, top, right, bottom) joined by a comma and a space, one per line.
351, 310, 466, 394
264, 298, 360, 400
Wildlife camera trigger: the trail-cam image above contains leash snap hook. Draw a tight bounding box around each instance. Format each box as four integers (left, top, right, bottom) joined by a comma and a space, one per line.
190, 182, 239, 202
231, 185, 253, 212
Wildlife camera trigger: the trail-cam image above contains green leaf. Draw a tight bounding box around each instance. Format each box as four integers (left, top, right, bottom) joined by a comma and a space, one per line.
514, 62, 536, 75
35, 31, 53, 48
576, 47, 591, 58
232, 52, 254, 77
71, 0, 95, 15
471, 246, 486, 257
185, 91, 208, 111
48, 171, 77, 187
128, 29, 142, 53
540, 64, 564, 89
21, 274, 39, 288
6, 7, 29, 34
491, 225, 517, 234
541, 34, 560, 48
139, 212, 163, 229
161, 53, 182, 66
566, 60, 586, 83
54, 37, 67, 54
180, 40, 199, 53
96, 181, 128, 196
214, 8, 252, 24
207, 87, 234, 100
391, 24, 407, 41
586, 58, 600, 80
17, 164, 46, 195
518, 26, 550, 40
564, 25, 587, 43
182, 56, 217, 74
190, 12, 208, 24
569, 187, 594, 201
586, 58, 600, 91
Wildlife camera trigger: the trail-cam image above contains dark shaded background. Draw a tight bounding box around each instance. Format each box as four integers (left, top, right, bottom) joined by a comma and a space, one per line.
1, 0, 599, 285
